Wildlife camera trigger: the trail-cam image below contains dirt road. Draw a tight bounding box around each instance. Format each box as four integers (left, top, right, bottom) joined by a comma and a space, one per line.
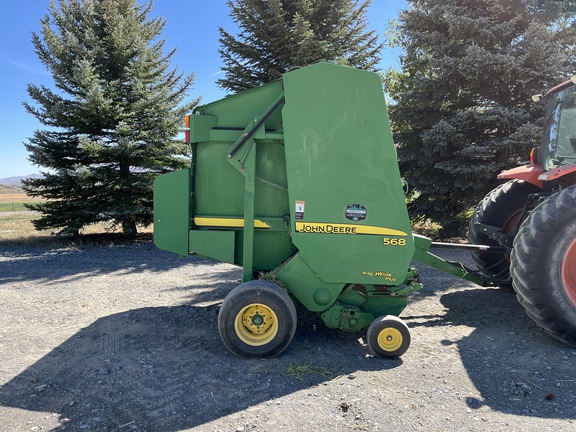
0, 241, 575, 431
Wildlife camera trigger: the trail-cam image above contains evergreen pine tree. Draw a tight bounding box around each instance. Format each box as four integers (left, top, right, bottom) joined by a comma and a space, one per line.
384, 0, 576, 236
23, 0, 197, 237
218, 0, 383, 92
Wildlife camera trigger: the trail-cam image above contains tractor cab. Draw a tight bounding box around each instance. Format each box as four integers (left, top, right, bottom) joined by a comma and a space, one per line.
496, 76, 576, 188
538, 78, 576, 171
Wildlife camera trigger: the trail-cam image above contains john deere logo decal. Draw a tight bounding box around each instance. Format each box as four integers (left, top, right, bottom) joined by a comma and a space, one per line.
295, 222, 407, 237
345, 204, 367, 221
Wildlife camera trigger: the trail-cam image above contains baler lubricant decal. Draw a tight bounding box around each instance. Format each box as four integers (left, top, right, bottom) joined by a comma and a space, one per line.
295, 222, 407, 237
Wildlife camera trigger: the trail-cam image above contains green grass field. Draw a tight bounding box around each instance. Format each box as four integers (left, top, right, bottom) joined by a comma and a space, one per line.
0, 202, 34, 212
0, 188, 43, 212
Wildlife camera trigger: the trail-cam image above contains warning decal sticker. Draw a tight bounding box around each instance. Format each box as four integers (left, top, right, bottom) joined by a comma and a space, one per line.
294, 201, 305, 220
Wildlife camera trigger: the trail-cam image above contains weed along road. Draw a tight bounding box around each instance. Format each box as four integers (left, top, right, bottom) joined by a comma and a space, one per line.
0, 242, 575, 431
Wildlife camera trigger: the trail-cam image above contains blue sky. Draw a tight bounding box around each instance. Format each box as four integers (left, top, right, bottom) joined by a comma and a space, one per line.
0, 0, 407, 178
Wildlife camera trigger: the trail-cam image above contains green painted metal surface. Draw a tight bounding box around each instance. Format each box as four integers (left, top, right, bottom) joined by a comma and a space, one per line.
188, 230, 236, 264
281, 62, 414, 285
412, 234, 492, 287
153, 169, 191, 256
275, 253, 345, 312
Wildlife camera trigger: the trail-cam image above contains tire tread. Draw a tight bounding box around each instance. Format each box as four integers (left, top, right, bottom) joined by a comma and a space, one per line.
512, 185, 576, 346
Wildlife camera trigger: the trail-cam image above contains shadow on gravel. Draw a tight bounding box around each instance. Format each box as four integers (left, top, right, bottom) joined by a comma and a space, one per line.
0, 302, 396, 431
406, 287, 576, 420
0, 241, 225, 285
4, 245, 575, 427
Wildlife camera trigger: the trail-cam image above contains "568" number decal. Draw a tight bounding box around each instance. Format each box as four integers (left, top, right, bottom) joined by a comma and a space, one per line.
383, 238, 406, 246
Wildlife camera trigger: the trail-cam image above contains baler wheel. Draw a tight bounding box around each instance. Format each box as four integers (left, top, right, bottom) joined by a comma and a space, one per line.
218, 280, 297, 358
367, 315, 411, 358
511, 185, 576, 346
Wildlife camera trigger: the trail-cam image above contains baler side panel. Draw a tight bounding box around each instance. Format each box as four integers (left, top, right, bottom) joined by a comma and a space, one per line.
153, 169, 191, 256
282, 63, 414, 285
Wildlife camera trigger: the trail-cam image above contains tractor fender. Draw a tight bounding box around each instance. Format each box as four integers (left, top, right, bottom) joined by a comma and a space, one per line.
538, 162, 576, 187
497, 164, 544, 189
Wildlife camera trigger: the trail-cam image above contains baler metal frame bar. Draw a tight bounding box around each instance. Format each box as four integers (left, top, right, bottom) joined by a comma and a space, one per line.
430, 241, 507, 253
227, 94, 286, 159
413, 235, 496, 287
226, 92, 286, 282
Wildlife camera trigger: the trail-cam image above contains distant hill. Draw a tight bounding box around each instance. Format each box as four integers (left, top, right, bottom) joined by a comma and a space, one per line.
0, 174, 43, 186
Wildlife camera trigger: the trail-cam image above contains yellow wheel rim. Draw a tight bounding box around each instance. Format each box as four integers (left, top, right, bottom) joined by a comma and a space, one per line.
234, 303, 278, 346
377, 327, 403, 352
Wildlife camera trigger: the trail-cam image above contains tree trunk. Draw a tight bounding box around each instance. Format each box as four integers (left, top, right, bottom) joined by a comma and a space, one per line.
122, 220, 137, 238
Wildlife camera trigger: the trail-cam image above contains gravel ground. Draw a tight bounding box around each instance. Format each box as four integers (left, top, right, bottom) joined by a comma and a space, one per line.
1, 240, 575, 431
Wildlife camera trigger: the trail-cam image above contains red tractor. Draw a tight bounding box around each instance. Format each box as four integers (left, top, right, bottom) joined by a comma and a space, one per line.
469, 76, 576, 346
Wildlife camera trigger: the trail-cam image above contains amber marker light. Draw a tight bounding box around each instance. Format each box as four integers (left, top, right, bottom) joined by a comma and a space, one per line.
530, 147, 540, 165
184, 115, 190, 143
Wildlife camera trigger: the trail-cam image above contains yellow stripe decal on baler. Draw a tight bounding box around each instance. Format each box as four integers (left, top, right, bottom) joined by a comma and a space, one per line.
194, 217, 271, 229
295, 222, 407, 236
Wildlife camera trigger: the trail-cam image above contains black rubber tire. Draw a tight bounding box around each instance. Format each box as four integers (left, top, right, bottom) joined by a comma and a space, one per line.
468, 180, 541, 288
366, 315, 411, 358
218, 280, 297, 358
511, 185, 576, 346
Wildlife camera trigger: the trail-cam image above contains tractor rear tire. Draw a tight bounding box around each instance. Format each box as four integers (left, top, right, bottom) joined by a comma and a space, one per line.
468, 180, 540, 288
511, 185, 576, 346
218, 280, 297, 358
